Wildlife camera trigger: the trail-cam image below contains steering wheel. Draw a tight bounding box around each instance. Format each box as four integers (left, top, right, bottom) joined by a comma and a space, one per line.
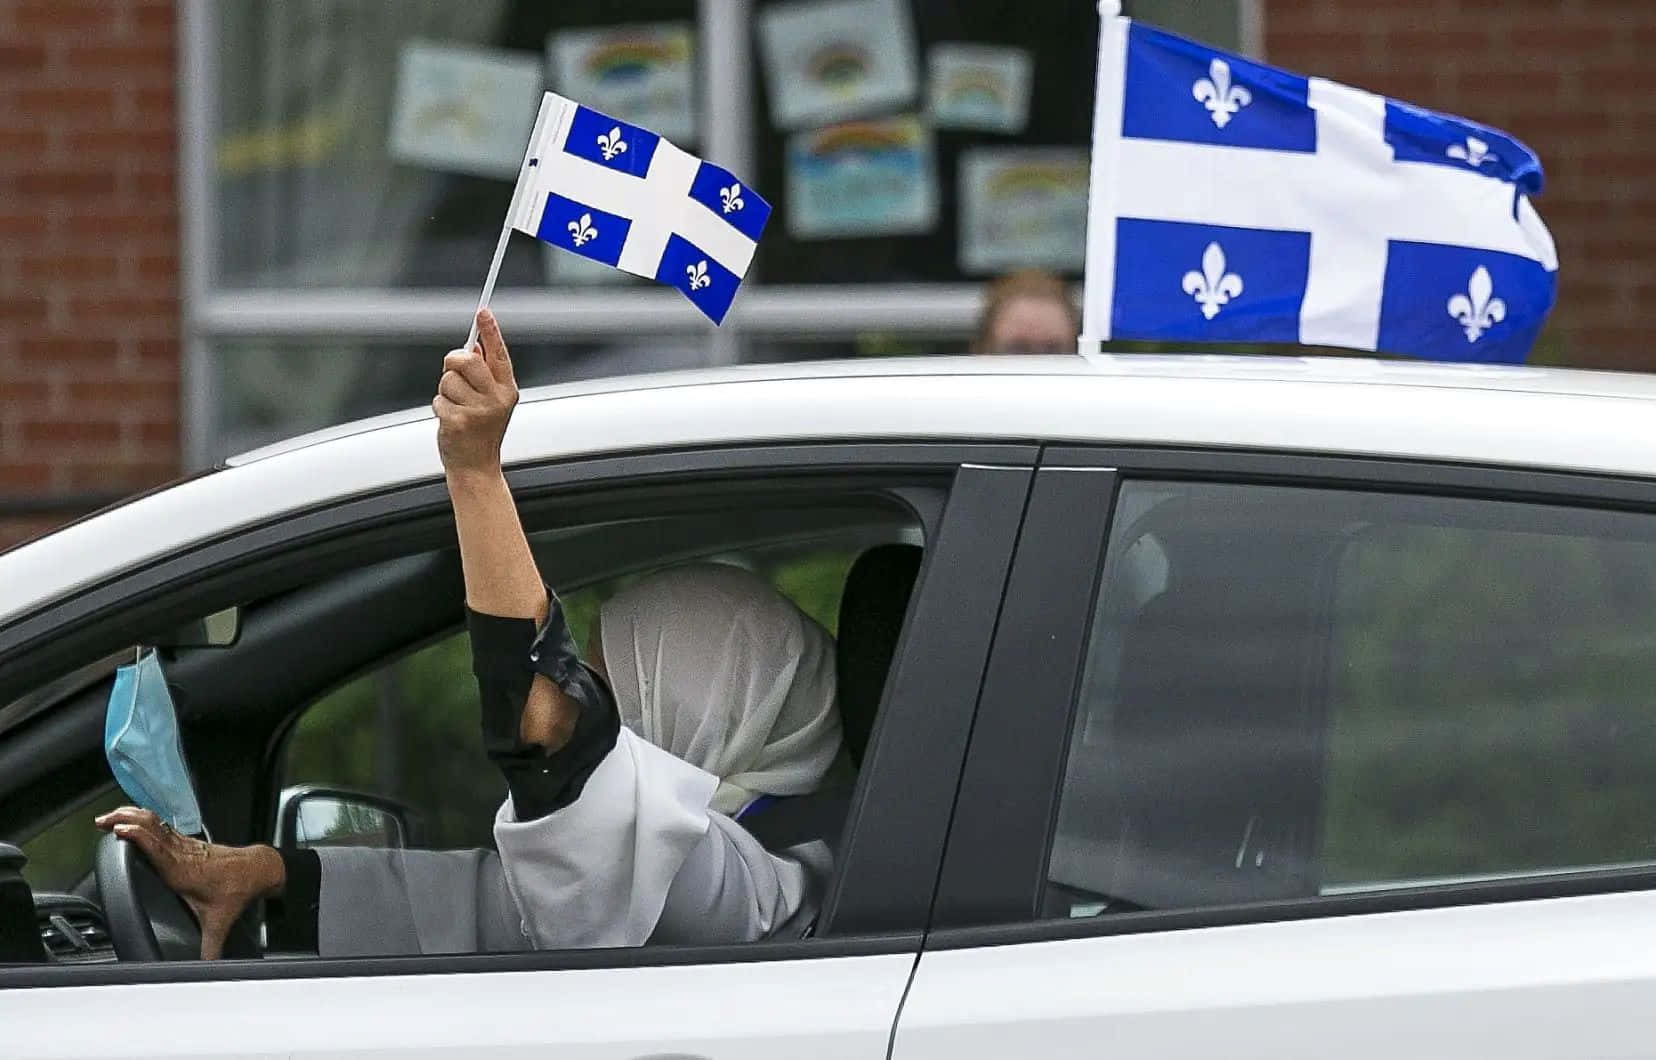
94, 831, 200, 961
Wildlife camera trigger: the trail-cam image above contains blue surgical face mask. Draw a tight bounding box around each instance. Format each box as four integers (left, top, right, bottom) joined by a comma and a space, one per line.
104, 649, 207, 838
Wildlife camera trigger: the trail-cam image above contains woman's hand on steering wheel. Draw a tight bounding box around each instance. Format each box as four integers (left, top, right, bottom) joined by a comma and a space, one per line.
95, 806, 284, 960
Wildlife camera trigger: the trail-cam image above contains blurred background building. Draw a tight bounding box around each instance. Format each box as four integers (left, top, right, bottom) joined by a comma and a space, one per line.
1, 0, 1651, 547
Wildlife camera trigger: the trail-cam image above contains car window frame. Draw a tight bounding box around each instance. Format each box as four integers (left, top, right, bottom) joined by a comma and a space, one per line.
927, 444, 1656, 950
0, 441, 1037, 988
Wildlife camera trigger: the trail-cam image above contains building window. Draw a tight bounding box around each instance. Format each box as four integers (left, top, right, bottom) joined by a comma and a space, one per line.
181, 1, 1250, 461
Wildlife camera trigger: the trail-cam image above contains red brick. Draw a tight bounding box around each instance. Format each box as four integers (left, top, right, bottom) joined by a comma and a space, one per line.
127, 170, 175, 198
67, 316, 179, 343
64, 127, 173, 155
133, 253, 178, 277
0, 296, 48, 323
1457, 67, 1571, 101
131, 1, 174, 33
64, 379, 174, 406
60, 211, 174, 238
131, 86, 173, 115
64, 43, 174, 69
0, 213, 50, 238
65, 292, 175, 318
1582, 64, 1656, 101
12, 0, 118, 33
14, 87, 116, 115
133, 339, 178, 363
0, 43, 49, 74
0, 128, 51, 156
134, 420, 175, 445
1507, 21, 1618, 57
61, 460, 175, 492
1381, 26, 1495, 55
0, 464, 52, 490
29, 338, 121, 362
21, 419, 121, 446
1271, 28, 1372, 59
0, 381, 50, 405
12, 255, 121, 285
9, 170, 119, 198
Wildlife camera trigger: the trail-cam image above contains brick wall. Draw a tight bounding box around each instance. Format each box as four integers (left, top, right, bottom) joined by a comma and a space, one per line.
0, 0, 180, 550
1266, 0, 1656, 371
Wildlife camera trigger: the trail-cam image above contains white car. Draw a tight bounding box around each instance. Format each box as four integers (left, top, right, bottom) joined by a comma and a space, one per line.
5, 354, 1656, 1058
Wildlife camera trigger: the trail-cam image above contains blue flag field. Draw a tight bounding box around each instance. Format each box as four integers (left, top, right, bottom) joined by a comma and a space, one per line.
505, 92, 771, 324
1081, 5, 1559, 363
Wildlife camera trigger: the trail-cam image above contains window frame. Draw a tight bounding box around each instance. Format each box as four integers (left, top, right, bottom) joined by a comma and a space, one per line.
927, 443, 1656, 949
174, 0, 989, 468
0, 441, 1036, 988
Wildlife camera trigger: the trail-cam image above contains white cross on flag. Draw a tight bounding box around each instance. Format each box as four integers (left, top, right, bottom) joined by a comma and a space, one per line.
1081, 4, 1558, 363
505, 92, 770, 324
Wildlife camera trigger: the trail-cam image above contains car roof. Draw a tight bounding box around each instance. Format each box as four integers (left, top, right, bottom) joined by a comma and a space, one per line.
7, 353, 1656, 627
226, 352, 1656, 466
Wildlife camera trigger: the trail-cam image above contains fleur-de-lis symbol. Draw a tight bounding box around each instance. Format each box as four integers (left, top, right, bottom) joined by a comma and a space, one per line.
687, 259, 711, 291
568, 212, 598, 247
1447, 265, 1506, 342
719, 182, 745, 214
1192, 58, 1252, 129
1182, 241, 1244, 320
1446, 136, 1492, 168
597, 126, 628, 161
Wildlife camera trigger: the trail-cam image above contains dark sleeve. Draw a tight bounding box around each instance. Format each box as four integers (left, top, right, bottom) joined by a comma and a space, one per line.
265, 847, 320, 953
466, 590, 620, 822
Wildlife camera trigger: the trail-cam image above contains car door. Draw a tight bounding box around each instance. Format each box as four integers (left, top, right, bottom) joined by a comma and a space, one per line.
0, 446, 1035, 1060
896, 449, 1656, 1060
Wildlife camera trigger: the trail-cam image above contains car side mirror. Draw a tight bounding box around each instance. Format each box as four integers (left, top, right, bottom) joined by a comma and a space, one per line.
275, 786, 413, 850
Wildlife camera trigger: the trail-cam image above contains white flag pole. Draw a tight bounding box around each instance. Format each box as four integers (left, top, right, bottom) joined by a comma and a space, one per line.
1079, 0, 1128, 354
464, 93, 558, 351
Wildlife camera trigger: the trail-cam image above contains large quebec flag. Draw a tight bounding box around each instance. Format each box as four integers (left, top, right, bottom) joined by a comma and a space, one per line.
1082, 6, 1558, 363
507, 92, 770, 324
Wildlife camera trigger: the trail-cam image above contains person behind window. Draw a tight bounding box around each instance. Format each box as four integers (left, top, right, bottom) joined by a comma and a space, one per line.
971, 269, 1080, 356
96, 309, 845, 959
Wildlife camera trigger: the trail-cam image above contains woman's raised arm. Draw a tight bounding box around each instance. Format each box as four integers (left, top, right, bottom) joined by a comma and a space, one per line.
436, 308, 579, 753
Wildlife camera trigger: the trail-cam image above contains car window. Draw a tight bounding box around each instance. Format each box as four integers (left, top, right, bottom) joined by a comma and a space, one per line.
20, 788, 125, 895
1045, 480, 1656, 918
279, 544, 861, 853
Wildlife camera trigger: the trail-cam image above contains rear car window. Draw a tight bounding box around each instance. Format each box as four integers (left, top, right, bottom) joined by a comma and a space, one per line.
1046, 481, 1656, 917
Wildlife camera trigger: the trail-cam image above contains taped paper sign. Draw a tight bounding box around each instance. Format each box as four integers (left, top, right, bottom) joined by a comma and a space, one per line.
959, 148, 1089, 274
549, 22, 696, 146
759, 0, 920, 130
786, 116, 938, 239
927, 44, 1032, 134
389, 42, 543, 180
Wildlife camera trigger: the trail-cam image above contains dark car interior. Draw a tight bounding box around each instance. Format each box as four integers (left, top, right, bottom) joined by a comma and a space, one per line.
0, 477, 936, 966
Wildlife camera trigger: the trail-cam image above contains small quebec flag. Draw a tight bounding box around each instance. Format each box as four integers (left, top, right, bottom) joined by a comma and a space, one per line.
1082, 3, 1558, 363
504, 92, 770, 324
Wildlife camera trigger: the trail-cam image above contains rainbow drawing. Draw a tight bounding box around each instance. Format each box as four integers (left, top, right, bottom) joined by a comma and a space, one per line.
938, 68, 1008, 111
986, 162, 1088, 202
802, 119, 917, 161
582, 35, 690, 85
806, 42, 871, 90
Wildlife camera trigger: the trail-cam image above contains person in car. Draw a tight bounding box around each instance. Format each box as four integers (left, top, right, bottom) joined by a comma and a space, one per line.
971, 269, 1079, 356
96, 308, 844, 960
